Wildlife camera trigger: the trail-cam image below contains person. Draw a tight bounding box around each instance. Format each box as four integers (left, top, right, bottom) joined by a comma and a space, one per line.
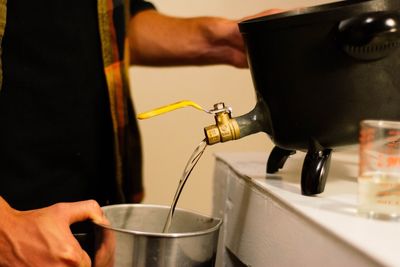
0, 0, 281, 266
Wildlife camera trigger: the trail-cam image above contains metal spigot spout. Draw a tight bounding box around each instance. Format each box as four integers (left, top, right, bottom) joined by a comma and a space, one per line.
204, 103, 240, 145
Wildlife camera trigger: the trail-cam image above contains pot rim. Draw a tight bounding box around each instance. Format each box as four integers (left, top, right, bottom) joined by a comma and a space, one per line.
239, 0, 400, 32
94, 203, 223, 238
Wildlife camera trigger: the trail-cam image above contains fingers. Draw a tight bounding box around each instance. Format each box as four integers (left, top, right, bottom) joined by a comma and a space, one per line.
239, 8, 285, 22
69, 200, 103, 224
253, 8, 285, 17
227, 47, 248, 68
94, 226, 116, 267
79, 250, 92, 267
62, 247, 91, 267
55, 200, 105, 225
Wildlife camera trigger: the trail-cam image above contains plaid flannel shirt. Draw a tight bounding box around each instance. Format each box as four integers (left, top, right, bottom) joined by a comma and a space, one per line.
0, 0, 154, 203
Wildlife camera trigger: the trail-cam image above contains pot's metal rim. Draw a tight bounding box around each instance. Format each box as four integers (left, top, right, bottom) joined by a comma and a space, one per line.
239, 0, 376, 25
94, 204, 223, 238
241, 0, 369, 24
239, 0, 400, 32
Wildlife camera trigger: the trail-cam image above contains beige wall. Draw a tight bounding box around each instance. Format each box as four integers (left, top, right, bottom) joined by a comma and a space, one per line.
129, 0, 338, 215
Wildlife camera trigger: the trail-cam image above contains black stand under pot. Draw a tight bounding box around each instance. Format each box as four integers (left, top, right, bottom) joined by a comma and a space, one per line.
239, 0, 400, 196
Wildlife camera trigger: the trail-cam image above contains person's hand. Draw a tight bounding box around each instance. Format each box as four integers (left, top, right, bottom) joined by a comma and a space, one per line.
128, 9, 283, 68
201, 8, 285, 68
0, 197, 106, 267
198, 9, 284, 68
93, 217, 115, 267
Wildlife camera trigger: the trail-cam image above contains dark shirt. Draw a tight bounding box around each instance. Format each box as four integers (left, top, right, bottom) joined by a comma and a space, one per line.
0, 0, 154, 210
131, 0, 156, 15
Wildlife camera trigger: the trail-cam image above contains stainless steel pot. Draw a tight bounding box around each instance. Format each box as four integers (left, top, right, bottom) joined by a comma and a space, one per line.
92, 204, 222, 267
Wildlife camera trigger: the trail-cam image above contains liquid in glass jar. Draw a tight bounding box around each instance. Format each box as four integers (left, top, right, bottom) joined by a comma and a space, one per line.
358, 171, 400, 220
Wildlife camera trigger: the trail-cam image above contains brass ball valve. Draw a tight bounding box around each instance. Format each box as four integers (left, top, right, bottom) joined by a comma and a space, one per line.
203, 103, 240, 145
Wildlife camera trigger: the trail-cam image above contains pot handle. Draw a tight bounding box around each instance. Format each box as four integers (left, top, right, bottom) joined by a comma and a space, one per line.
137, 100, 211, 120
337, 11, 400, 60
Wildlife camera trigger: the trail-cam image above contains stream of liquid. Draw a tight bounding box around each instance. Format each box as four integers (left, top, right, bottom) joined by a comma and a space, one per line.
162, 139, 208, 233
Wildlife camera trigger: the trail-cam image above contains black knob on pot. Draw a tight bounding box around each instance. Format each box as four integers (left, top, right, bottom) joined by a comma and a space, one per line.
337, 11, 400, 60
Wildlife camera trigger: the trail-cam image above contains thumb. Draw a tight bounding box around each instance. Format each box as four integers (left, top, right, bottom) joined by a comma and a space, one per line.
79, 250, 92, 267
64, 200, 105, 225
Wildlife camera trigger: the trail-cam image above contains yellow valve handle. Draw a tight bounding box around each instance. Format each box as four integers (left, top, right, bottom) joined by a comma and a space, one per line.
137, 100, 209, 120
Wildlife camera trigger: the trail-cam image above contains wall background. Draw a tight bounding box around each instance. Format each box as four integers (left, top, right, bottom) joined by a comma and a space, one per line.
129, 0, 337, 215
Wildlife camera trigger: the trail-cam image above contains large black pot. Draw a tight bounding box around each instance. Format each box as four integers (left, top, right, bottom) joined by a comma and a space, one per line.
239, 0, 400, 195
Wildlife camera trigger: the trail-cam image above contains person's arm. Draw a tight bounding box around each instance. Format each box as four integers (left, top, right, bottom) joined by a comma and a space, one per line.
0, 196, 105, 266
128, 10, 247, 67
128, 9, 282, 68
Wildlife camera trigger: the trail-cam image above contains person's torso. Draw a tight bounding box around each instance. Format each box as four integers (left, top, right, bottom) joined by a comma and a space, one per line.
0, 0, 116, 210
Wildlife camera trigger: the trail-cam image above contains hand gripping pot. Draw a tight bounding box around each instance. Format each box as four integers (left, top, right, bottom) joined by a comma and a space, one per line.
238, 0, 400, 195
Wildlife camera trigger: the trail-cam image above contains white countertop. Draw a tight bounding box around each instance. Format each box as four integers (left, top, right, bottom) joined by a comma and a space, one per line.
214, 148, 400, 267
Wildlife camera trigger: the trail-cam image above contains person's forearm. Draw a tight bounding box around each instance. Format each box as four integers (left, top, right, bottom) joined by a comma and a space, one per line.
128, 10, 247, 67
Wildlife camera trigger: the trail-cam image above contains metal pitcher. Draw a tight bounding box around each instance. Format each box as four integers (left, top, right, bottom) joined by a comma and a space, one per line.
92, 204, 222, 267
